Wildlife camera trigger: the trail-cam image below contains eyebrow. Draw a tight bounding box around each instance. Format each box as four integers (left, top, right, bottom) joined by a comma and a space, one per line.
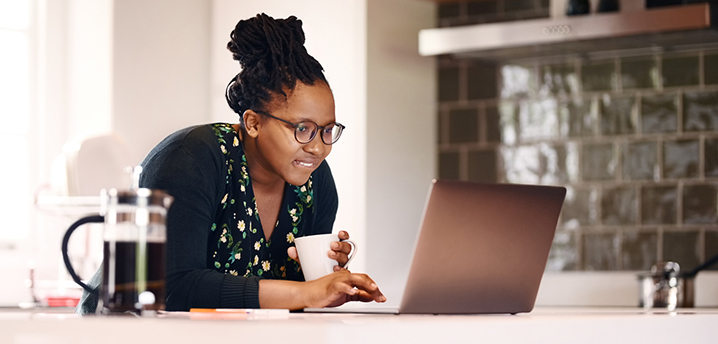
295, 116, 337, 127
259, 110, 336, 126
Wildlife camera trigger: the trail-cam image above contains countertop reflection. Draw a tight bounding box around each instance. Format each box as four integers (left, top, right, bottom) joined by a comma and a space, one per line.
1, 306, 717, 344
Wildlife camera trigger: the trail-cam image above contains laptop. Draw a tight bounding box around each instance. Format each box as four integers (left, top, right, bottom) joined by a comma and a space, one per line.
305, 179, 566, 315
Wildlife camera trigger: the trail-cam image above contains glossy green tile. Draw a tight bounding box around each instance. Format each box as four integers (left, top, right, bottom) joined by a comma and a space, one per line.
683, 91, 718, 132
641, 93, 677, 134
705, 53, 718, 85
501, 64, 536, 99
562, 187, 598, 227
621, 56, 658, 90
601, 187, 637, 225
449, 108, 479, 143
501, 144, 548, 184
542, 144, 571, 184
439, 66, 460, 102
439, 3, 460, 19
437, 112, 444, 144
541, 63, 578, 96
583, 232, 620, 271
622, 141, 657, 180
547, 230, 578, 271
600, 95, 637, 136
499, 101, 519, 145
706, 231, 718, 271
582, 60, 616, 92
581, 143, 616, 181
706, 138, 718, 177
682, 184, 718, 225
467, 149, 497, 183
662, 55, 699, 87
641, 186, 677, 225
663, 231, 700, 271
519, 99, 559, 141
622, 230, 658, 271
563, 98, 597, 137
502, 142, 574, 184
663, 140, 699, 179
439, 151, 460, 180
468, 61, 498, 100
485, 106, 501, 143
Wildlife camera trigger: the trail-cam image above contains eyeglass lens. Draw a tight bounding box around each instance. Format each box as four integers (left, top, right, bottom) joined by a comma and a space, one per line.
295, 122, 343, 144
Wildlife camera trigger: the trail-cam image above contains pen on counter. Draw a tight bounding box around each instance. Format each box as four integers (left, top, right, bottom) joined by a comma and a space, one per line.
189, 308, 289, 315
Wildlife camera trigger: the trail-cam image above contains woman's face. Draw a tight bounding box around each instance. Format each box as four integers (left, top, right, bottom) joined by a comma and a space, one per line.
251, 81, 335, 186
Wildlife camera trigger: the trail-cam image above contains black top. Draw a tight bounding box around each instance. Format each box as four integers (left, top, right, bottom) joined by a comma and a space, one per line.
77, 123, 338, 313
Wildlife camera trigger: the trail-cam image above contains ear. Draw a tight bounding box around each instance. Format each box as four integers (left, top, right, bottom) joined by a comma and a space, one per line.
243, 110, 261, 139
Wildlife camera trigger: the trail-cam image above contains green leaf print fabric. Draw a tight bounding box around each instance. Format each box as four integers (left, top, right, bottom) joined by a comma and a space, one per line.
77, 123, 338, 313
208, 123, 335, 280
77, 123, 338, 312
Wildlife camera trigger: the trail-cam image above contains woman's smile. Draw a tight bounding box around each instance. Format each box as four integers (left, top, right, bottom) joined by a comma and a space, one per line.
293, 159, 317, 169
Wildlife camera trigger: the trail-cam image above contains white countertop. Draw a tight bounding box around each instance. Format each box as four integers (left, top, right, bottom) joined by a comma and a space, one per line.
2, 306, 717, 344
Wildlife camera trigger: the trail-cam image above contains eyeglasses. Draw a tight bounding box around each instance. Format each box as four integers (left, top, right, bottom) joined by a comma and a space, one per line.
254, 110, 345, 145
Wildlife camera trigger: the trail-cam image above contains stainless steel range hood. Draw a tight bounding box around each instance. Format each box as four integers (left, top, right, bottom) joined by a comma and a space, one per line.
419, 1, 718, 61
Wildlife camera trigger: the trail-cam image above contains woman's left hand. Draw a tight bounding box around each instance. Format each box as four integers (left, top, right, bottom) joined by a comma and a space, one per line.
330, 230, 353, 271
286, 230, 354, 271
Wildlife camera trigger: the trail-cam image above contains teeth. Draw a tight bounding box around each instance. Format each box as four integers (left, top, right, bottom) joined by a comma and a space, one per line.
297, 161, 312, 167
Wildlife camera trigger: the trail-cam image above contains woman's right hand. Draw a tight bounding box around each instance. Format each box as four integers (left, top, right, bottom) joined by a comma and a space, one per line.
301, 270, 386, 309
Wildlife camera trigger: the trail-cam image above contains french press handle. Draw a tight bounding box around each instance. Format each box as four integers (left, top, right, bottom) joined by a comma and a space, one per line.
61, 214, 105, 294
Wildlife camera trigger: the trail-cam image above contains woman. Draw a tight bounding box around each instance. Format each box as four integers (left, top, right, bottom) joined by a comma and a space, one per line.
78, 13, 384, 313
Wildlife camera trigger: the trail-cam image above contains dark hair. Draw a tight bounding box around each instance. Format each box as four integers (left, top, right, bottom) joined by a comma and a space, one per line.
225, 13, 328, 118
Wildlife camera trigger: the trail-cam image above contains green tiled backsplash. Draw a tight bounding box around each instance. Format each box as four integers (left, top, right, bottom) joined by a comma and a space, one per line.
437, 1, 718, 272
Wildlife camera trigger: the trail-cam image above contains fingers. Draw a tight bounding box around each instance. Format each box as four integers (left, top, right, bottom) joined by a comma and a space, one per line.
331, 241, 353, 255
310, 271, 387, 308
287, 247, 300, 263
337, 230, 350, 240
328, 241, 353, 266
352, 289, 381, 303
346, 273, 386, 303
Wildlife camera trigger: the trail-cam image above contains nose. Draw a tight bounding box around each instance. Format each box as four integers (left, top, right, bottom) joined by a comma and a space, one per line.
302, 131, 327, 156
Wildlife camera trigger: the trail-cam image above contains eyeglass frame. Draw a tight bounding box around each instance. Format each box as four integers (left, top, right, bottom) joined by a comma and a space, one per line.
252, 109, 346, 145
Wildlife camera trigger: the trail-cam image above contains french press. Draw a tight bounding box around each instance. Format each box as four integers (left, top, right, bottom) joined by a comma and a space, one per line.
61, 167, 173, 314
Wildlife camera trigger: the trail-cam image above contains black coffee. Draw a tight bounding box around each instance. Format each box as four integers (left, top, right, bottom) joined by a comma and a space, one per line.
101, 241, 166, 313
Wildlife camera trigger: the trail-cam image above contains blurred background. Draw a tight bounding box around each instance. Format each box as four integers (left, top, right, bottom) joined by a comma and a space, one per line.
0, 0, 716, 308
0, 0, 435, 308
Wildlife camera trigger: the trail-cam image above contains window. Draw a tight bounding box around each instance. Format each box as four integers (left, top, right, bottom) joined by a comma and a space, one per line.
0, 0, 33, 242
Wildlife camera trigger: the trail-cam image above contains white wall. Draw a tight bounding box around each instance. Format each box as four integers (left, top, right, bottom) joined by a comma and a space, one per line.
1, 0, 116, 307
365, 0, 436, 303
113, 0, 211, 164
2, 0, 436, 307
39, 0, 212, 166
66, 0, 113, 139
0, 0, 213, 307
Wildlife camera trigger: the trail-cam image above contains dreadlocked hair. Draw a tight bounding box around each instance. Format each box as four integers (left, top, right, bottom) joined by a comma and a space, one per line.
225, 13, 328, 118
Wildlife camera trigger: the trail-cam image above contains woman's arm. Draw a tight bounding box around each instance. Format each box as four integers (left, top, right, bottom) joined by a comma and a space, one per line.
141, 126, 260, 310
259, 270, 386, 310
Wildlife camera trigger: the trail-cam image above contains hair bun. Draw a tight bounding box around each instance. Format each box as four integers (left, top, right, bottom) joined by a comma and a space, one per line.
227, 13, 305, 68
225, 13, 326, 116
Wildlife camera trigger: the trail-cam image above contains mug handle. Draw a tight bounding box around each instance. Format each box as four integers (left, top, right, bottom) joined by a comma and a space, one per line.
61, 215, 104, 294
341, 239, 357, 270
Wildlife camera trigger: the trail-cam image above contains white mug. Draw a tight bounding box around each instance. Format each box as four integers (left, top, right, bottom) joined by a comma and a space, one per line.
294, 233, 356, 281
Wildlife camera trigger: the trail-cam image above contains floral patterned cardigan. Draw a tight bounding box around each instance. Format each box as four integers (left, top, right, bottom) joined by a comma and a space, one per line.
77, 123, 338, 313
